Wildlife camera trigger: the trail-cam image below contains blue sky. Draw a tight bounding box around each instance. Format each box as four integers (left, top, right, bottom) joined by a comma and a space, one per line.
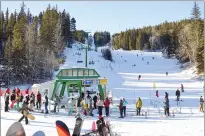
1, 1, 204, 35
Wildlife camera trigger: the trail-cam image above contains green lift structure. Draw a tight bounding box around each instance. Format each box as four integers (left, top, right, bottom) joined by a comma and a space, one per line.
51, 68, 107, 100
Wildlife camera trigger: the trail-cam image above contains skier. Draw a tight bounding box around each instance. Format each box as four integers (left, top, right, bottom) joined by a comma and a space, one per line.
44, 93, 49, 114
18, 100, 32, 125
163, 97, 170, 116
176, 89, 180, 105
136, 97, 142, 116
118, 99, 123, 118
156, 90, 159, 98
181, 84, 184, 92
93, 94, 98, 109
4, 92, 9, 112
166, 72, 168, 76
199, 96, 204, 112
36, 91, 41, 109
97, 97, 104, 116
104, 97, 110, 117
122, 98, 128, 117
138, 75, 141, 80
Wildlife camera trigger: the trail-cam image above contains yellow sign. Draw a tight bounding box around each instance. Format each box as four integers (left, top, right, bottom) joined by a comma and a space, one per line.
100, 79, 107, 85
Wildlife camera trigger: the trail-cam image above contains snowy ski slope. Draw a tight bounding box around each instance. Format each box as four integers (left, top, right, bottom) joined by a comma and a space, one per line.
1, 42, 204, 136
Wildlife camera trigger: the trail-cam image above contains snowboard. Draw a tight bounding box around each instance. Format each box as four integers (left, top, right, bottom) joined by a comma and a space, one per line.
56, 120, 70, 136
6, 122, 26, 136
32, 131, 46, 136
23, 110, 35, 120
72, 117, 83, 136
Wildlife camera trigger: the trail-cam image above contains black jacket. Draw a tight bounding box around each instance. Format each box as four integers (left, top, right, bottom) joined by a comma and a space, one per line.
10, 94, 16, 101
93, 95, 98, 102
176, 90, 180, 96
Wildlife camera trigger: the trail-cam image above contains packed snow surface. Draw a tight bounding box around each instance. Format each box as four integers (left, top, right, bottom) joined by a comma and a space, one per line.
1, 42, 204, 136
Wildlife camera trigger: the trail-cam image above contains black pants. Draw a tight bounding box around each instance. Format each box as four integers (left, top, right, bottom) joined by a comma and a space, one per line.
123, 106, 126, 117
120, 108, 123, 117
5, 101, 9, 112
19, 115, 28, 124
137, 108, 141, 115
164, 107, 170, 116
45, 103, 48, 114
36, 101, 41, 109
94, 101, 97, 109
98, 106, 103, 116
54, 103, 58, 112
105, 107, 109, 117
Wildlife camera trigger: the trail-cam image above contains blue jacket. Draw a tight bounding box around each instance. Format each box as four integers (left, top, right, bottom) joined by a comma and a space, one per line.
122, 100, 128, 107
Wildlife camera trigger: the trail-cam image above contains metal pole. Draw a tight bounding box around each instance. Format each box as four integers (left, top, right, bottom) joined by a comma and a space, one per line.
85, 47, 87, 67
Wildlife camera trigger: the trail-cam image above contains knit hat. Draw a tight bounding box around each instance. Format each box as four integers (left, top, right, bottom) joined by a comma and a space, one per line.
6, 122, 26, 136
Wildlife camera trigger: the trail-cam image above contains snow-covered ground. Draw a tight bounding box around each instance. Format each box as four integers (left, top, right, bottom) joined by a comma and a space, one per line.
1, 42, 204, 136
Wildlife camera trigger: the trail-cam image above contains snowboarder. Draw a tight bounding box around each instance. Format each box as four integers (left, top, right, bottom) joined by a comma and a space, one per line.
122, 98, 128, 117
118, 99, 123, 118
156, 90, 159, 97
36, 91, 41, 109
181, 84, 184, 92
4, 92, 9, 112
199, 96, 204, 112
18, 100, 32, 125
176, 89, 180, 105
136, 97, 142, 116
104, 97, 110, 117
93, 94, 98, 109
138, 75, 141, 80
163, 97, 170, 116
97, 97, 104, 116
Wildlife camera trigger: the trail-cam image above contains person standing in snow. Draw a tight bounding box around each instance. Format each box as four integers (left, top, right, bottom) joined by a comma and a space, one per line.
118, 99, 123, 118
20, 93, 24, 103
44, 93, 49, 114
122, 98, 128, 117
181, 84, 184, 92
199, 96, 204, 112
166, 72, 168, 76
36, 91, 41, 109
156, 90, 159, 98
104, 97, 110, 117
76, 95, 83, 117
53, 94, 60, 113
10, 90, 16, 109
176, 89, 180, 105
163, 97, 170, 116
97, 96, 104, 117
136, 97, 142, 116
4, 92, 10, 112
93, 94, 98, 109
138, 75, 141, 80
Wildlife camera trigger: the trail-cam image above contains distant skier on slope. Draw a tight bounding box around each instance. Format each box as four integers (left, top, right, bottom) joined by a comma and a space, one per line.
136, 97, 142, 116
138, 75, 141, 80
181, 84, 184, 92
118, 99, 123, 118
156, 90, 159, 98
199, 96, 204, 112
176, 89, 180, 105
163, 97, 170, 116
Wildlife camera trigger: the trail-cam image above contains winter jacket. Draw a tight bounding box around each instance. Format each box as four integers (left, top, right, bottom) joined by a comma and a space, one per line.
176, 90, 180, 96
156, 91, 159, 97
37, 93, 41, 102
20, 95, 24, 102
136, 99, 142, 108
77, 97, 83, 107
5, 93, 9, 102
25, 89, 29, 95
45, 95, 48, 104
200, 98, 204, 105
54, 96, 60, 104
97, 100, 104, 107
93, 95, 98, 102
16, 95, 20, 103
119, 100, 123, 109
122, 100, 128, 107
19, 102, 31, 115
10, 94, 16, 101
16, 88, 20, 94
164, 98, 169, 108
104, 99, 110, 108
6, 88, 10, 94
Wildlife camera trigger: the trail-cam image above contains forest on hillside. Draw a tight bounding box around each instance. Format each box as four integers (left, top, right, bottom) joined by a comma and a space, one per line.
0, 3, 88, 86
112, 2, 204, 74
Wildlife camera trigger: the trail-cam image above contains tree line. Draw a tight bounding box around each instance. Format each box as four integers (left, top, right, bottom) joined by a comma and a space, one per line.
93, 31, 111, 48
112, 2, 204, 74
0, 3, 87, 86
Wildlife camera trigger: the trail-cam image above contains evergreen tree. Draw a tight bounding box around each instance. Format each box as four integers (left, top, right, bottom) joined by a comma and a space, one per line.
70, 17, 76, 31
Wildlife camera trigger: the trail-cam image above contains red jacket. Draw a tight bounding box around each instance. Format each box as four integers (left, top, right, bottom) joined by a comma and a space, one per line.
17, 88, 20, 94
156, 91, 159, 97
104, 99, 110, 108
25, 89, 29, 94
37, 93, 41, 101
6, 88, 10, 94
